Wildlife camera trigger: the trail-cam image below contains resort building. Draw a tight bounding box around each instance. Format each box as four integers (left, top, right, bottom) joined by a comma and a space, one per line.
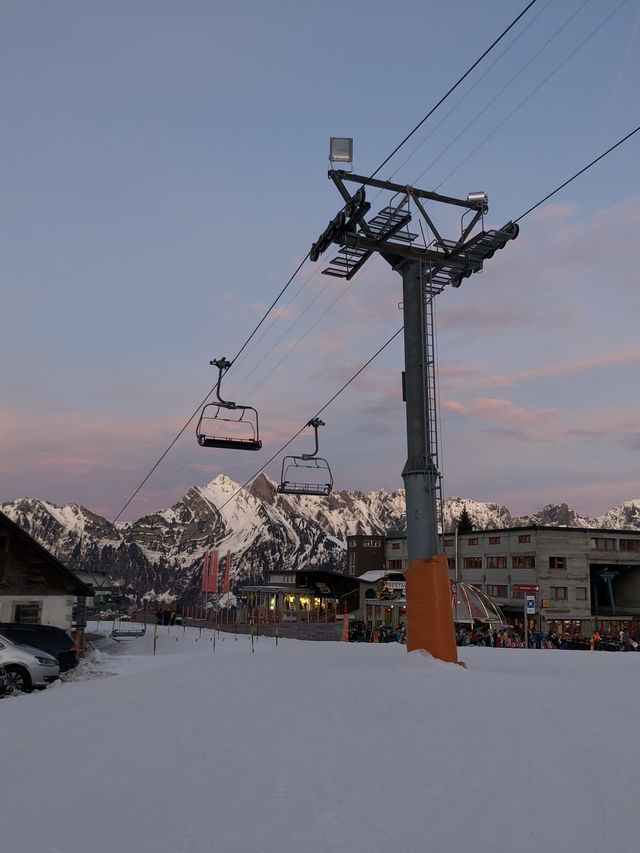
348, 527, 640, 635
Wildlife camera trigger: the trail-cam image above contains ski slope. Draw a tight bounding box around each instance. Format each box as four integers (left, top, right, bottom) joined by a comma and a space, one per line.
1, 624, 638, 853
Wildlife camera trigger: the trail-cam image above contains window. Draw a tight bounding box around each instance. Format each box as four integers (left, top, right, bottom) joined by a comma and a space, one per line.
486, 584, 508, 597
13, 602, 42, 624
363, 539, 381, 548
549, 557, 566, 570
488, 536, 501, 545
486, 556, 507, 569
619, 539, 640, 552
391, 542, 401, 550
576, 587, 587, 600
518, 534, 531, 544
443, 539, 454, 547
550, 587, 567, 600
512, 555, 535, 569
591, 537, 616, 551
348, 539, 356, 550
463, 557, 482, 570
467, 538, 478, 546
348, 552, 356, 571
512, 589, 524, 599
388, 559, 402, 570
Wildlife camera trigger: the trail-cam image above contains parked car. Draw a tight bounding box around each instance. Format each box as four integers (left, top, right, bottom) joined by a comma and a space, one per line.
0, 633, 61, 692
0, 665, 11, 697
0, 623, 79, 672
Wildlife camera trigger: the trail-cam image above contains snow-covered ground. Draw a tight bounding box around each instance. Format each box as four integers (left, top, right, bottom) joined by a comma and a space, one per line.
2, 623, 639, 853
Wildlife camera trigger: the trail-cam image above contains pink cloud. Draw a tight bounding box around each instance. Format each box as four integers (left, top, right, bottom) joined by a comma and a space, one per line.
528, 201, 575, 222
443, 396, 560, 427
515, 349, 640, 382
440, 347, 640, 394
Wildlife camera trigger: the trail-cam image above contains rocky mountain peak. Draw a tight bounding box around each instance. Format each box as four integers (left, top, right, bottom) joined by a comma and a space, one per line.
248, 473, 278, 504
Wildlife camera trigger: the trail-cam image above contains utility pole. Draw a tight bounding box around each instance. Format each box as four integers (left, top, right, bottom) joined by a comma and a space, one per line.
310, 139, 519, 659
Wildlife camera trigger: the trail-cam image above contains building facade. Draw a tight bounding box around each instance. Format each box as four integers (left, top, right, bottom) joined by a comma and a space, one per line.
346, 534, 385, 576
348, 527, 640, 635
0, 512, 93, 630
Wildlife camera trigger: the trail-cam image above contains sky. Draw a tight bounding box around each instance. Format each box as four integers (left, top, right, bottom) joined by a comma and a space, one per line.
2, 0, 640, 520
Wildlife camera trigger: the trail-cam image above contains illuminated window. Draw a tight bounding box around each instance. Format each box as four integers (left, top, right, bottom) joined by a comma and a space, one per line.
363, 539, 382, 548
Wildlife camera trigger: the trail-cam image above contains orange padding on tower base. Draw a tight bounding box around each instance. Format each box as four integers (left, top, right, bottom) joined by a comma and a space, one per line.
405, 553, 458, 664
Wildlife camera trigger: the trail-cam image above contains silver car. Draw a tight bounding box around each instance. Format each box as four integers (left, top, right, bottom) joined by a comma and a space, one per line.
0, 632, 60, 692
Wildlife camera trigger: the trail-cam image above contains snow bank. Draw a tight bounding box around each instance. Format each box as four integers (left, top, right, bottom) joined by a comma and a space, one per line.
1, 627, 639, 853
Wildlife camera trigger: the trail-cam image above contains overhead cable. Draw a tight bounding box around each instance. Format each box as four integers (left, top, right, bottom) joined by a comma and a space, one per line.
214, 327, 405, 515
368, 0, 539, 180
434, 0, 628, 192
514, 124, 640, 223
111, 2, 541, 521
209, 123, 640, 517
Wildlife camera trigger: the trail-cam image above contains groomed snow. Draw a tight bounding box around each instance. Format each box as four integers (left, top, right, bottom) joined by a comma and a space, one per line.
2, 626, 639, 853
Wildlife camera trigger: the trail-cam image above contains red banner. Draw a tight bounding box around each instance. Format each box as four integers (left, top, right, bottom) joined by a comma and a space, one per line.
201, 550, 219, 593
200, 551, 210, 593
209, 550, 219, 594
223, 550, 231, 595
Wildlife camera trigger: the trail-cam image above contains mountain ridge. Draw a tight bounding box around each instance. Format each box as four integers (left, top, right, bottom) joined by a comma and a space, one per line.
3, 473, 640, 601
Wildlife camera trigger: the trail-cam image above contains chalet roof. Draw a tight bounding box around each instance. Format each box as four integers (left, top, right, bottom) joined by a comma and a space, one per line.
0, 511, 94, 596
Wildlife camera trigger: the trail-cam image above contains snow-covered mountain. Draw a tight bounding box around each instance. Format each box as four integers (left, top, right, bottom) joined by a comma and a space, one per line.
3, 474, 640, 601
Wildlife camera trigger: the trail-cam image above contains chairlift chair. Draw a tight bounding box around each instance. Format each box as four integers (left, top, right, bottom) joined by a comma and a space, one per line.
111, 618, 146, 639
277, 418, 333, 497
196, 358, 262, 451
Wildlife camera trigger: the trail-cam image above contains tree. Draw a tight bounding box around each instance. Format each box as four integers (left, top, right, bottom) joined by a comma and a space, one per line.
457, 505, 473, 534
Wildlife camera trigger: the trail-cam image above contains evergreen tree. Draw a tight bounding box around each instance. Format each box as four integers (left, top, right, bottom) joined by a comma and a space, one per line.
457, 505, 473, 534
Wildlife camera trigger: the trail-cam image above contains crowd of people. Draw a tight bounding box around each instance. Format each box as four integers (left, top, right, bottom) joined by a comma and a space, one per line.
348, 621, 406, 643
456, 624, 640, 651
155, 609, 182, 626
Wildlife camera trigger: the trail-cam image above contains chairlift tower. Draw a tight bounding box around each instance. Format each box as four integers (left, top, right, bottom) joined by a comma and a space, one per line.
314, 139, 519, 564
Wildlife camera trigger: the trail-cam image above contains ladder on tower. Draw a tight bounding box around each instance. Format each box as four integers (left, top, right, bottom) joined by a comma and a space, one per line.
421, 264, 444, 535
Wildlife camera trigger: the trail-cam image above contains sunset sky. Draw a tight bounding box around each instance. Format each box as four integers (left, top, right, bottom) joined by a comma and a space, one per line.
2, 0, 640, 520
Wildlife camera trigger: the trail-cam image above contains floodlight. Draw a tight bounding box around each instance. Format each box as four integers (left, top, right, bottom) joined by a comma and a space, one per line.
329, 137, 353, 163
466, 191, 488, 211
